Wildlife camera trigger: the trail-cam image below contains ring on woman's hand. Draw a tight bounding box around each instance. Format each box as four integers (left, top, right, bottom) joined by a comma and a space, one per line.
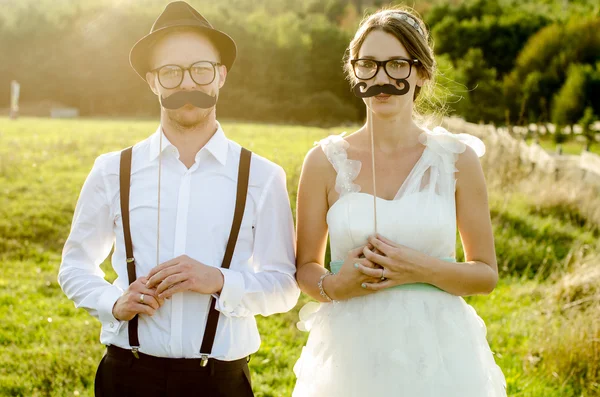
380, 268, 386, 281
140, 294, 145, 304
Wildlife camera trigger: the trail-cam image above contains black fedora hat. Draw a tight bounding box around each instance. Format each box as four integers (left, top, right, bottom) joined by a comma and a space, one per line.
130, 1, 237, 80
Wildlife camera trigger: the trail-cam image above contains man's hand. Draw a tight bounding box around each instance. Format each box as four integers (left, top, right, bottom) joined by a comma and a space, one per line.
145, 255, 225, 300
112, 276, 162, 321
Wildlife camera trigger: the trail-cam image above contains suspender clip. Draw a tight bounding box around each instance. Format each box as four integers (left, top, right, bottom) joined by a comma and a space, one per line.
200, 354, 209, 367
131, 346, 140, 359
126, 257, 135, 263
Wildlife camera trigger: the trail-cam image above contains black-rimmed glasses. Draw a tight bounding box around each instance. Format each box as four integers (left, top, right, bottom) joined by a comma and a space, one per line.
351, 58, 419, 80
151, 61, 221, 89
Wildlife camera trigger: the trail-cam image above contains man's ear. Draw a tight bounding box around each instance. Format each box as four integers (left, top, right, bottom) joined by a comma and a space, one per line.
146, 71, 160, 95
217, 65, 227, 89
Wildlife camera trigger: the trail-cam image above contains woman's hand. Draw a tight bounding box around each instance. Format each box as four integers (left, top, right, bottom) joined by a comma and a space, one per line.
356, 234, 429, 291
323, 244, 382, 300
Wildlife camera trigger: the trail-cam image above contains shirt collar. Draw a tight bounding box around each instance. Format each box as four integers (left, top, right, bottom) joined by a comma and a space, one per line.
148, 122, 229, 166
148, 126, 174, 163
203, 122, 229, 166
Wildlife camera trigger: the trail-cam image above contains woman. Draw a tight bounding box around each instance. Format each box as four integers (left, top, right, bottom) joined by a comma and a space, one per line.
293, 7, 507, 396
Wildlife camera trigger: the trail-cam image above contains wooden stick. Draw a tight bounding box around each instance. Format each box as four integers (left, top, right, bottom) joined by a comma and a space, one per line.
157, 131, 162, 267
368, 98, 378, 235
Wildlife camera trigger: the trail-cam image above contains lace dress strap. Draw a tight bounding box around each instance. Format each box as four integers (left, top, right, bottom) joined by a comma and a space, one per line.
316, 133, 362, 197
419, 126, 486, 173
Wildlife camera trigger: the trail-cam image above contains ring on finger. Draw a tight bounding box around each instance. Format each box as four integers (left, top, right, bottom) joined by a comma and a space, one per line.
380, 268, 386, 281
140, 293, 145, 304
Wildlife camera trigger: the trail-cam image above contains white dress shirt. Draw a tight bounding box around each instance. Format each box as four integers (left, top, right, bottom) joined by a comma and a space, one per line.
58, 122, 300, 360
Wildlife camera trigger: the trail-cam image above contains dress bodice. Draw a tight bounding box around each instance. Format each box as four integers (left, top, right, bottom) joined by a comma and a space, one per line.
317, 127, 486, 265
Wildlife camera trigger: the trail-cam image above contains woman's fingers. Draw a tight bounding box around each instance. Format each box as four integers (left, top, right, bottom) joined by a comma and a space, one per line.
375, 234, 399, 247
349, 245, 367, 258
363, 246, 392, 266
361, 279, 394, 291
356, 263, 384, 278
353, 257, 377, 268
368, 236, 395, 256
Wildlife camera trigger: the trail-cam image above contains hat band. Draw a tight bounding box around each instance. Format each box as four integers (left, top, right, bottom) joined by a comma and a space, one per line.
152, 18, 213, 32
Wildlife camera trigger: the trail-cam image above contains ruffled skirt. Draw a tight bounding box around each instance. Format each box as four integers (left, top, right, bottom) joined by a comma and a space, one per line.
292, 284, 507, 397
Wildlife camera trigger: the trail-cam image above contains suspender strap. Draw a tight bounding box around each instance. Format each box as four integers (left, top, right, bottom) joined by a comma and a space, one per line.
199, 147, 252, 364
119, 145, 252, 362
119, 146, 140, 356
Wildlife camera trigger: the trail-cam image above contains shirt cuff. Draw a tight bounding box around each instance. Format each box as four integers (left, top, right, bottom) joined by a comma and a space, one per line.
97, 285, 125, 334
214, 268, 249, 317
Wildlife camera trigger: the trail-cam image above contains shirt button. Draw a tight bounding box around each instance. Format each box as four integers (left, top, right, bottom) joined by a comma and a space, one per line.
109, 322, 114, 328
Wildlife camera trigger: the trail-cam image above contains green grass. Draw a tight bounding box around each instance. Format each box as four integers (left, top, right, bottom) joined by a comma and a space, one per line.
1, 117, 599, 396
525, 136, 600, 156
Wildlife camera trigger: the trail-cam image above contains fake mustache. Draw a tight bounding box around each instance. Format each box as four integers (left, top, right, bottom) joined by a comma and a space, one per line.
352, 79, 410, 98
160, 90, 217, 110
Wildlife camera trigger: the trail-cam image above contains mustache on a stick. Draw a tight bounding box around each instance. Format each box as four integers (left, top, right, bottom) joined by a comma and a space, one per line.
160, 90, 217, 109
352, 79, 410, 98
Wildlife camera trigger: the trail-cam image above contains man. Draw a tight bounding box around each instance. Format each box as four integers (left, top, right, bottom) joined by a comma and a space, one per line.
58, 2, 300, 396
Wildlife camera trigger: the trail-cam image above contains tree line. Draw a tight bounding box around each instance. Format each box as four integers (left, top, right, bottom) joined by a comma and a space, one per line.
0, 0, 598, 135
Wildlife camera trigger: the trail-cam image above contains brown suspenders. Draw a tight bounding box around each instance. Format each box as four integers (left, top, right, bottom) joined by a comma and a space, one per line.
119, 146, 252, 362
119, 147, 140, 356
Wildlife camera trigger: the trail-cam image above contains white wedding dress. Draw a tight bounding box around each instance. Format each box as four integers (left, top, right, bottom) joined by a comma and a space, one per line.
292, 127, 507, 396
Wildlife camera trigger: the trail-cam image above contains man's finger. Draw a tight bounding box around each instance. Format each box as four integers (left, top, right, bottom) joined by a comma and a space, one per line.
158, 280, 191, 300
133, 303, 156, 317
147, 257, 182, 280
156, 273, 188, 295
138, 293, 160, 310
146, 264, 184, 289
131, 281, 162, 299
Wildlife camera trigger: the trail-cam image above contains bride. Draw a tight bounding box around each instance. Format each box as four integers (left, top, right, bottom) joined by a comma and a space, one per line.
292, 7, 507, 397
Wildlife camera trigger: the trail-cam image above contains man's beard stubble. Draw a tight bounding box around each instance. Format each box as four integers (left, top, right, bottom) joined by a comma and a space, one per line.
165, 105, 214, 129
161, 89, 218, 130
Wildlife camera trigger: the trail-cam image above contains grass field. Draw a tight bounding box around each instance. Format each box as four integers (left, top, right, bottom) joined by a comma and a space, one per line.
524, 136, 600, 156
0, 117, 599, 396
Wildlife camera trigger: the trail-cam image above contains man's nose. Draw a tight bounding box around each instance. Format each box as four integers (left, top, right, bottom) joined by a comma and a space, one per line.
179, 69, 196, 89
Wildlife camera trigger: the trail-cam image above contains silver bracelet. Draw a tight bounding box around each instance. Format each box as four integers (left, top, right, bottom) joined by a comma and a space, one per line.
318, 270, 335, 302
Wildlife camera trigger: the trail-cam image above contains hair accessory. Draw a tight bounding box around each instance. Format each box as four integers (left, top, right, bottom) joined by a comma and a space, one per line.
394, 13, 425, 38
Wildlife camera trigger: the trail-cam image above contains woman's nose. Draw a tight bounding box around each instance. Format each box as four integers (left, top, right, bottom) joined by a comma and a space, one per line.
372, 65, 389, 85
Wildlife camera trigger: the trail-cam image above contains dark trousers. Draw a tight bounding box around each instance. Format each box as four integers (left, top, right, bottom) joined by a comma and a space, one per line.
95, 346, 254, 397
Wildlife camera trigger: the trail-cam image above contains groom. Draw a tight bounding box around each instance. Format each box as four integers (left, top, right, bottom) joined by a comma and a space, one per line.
58, 2, 299, 396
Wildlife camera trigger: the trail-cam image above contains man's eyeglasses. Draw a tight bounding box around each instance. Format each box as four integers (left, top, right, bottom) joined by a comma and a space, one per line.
151, 61, 221, 89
